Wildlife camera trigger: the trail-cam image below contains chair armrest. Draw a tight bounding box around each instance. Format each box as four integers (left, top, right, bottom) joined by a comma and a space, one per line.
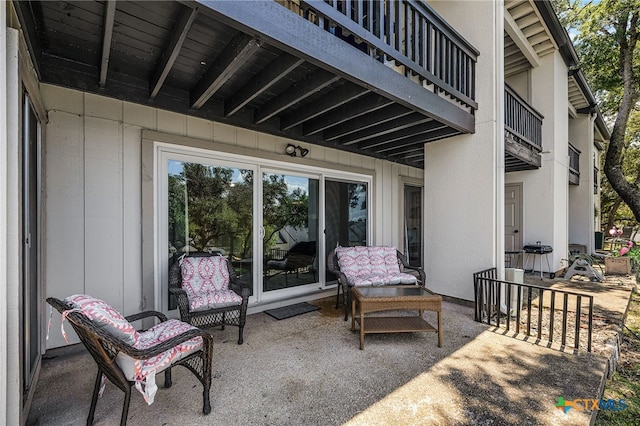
229, 278, 252, 299
396, 250, 426, 286
116, 328, 214, 360
125, 310, 168, 323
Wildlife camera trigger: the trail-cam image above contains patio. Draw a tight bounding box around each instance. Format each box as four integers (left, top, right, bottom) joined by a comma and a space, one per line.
27, 274, 635, 425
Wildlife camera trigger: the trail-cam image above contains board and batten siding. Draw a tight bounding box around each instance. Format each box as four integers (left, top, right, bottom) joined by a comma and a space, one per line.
42, 84, 423, 349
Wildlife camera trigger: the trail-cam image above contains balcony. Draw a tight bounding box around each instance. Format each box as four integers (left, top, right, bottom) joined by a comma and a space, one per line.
569, 143, 580, 185
16, 0, 479, 169
504, 84, 543, 172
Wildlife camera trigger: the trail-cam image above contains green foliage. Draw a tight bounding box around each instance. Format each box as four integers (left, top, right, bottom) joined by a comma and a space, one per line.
552, 0, 640, 228
262, 173, 310, 246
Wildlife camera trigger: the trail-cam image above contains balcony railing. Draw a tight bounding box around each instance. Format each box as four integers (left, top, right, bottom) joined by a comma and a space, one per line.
297, 0, 479, 111
504, 84, 543, 151
569, 143, 580, 185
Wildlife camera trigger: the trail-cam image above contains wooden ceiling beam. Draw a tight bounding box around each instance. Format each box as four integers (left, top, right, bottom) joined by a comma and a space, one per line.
150, 6, 198, 99
339, 113, 433, 145
303, 93, 394, 136
379, 127, 459, 156
280, 84, 368, 131
99, 0, 117, 88
357, 120, 445, 150
225, 53, 305, 117
191, 33, 260, 109
254, 68, 340, 124
325, 104, 413, 141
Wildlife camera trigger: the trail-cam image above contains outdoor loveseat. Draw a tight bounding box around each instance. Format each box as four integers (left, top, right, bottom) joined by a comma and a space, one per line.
327, 246, 426, 320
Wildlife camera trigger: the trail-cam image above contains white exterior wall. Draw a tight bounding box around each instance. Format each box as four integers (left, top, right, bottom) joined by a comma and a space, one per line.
42, 84, 423, 348
1, 22, 21, 426
506, 52, 570, 274
568, 115, 596, 253
424, 1, 503, 300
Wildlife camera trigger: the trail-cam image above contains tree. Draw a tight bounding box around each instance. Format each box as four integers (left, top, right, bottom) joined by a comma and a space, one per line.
554, 0, 640, 224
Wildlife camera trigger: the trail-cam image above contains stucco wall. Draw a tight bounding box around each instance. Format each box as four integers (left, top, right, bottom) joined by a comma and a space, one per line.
425, 1, 503, 300
506, 51, 570, 273
41, 84, 424, 348
568, 115, 596, 252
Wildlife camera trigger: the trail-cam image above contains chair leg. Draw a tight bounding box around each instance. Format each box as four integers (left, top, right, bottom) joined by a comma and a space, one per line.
343, 286, 350, 321
120, 388, 132, 426
87, 371, 103, 426
335, 283, 341, 309
164, 367, 172, 388
238, 326, 244, 345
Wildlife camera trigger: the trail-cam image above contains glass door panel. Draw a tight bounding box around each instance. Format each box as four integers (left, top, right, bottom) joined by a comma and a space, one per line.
168, 161, 253, 309
324, 180, 368, 282
403, 185, 423, 267
263, 173, 319, 292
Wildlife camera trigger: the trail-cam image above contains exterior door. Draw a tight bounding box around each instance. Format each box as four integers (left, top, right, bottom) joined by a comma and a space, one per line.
22, 94, 40, 403
403, 184, 423, 267
505, 183, 523, 251
262, 172, 319, 294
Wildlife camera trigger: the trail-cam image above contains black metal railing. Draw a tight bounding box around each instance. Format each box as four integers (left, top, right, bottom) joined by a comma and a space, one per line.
594, 166, 599, 194
297, 0, 479, 110
504, 85, 543, 151
473, 268, 593, 352
569, 143, 580, 184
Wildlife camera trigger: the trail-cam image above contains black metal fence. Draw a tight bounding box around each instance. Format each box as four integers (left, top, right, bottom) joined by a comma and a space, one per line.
473, 268, 593, 352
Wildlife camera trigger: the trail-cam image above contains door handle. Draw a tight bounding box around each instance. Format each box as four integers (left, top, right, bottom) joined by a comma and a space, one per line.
514, 230, 519, 234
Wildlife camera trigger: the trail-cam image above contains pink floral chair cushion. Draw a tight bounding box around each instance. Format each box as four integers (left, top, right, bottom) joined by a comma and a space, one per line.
64, 294, 140, 346
335, 246, 417, 286
180, 256, 243, 311
116, 319, 203, 404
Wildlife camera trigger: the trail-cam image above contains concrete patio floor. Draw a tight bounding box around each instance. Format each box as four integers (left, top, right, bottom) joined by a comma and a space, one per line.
27, 274, 636, 426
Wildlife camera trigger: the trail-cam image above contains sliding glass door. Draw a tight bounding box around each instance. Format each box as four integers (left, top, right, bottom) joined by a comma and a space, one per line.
324, 179, 368, 282
158, 145, 372, 308
262, 172, 319, 293
167, 160, 254, 308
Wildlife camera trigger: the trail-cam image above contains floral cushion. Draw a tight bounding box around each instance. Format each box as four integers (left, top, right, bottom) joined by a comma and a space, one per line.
336, 246, 416, 286
180, 256, 242, 311
116, 319, 203, 404
64, 294, 139, 346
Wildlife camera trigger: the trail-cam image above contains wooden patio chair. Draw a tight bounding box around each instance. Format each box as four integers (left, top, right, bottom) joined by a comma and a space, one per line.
47, 295, 213, 426
169, 253, 251, 344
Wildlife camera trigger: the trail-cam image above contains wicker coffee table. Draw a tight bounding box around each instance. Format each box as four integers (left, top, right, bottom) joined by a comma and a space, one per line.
351, 286, 442, 350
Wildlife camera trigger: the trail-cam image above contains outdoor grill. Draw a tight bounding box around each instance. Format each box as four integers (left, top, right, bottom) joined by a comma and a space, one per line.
523, 243, 554, 279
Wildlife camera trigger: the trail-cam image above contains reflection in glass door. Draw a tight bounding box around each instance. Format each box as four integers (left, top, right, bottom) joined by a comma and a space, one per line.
404, 185, 423, 267
325, 180, 368, 282
263, 173, 319, 292
167, 161, 254, 309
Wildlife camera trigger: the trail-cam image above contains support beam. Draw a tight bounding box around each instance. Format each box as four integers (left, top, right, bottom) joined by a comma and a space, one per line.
324, 104, 412, 141
357, 120, 445, 150
280, 85, 368, 131
504, 7, 540, 69
225, 53, 304, 117
191, 33, 260, 109
379, 128, 459, 156
339, 113, 432, 145
303, 94, 393, 136
254, 68, 339, 124
150, 6, 198, 99
99, 0, 117, 88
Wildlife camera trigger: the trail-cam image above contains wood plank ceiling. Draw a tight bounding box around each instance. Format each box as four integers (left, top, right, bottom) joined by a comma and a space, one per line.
15, 0, 472, 169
